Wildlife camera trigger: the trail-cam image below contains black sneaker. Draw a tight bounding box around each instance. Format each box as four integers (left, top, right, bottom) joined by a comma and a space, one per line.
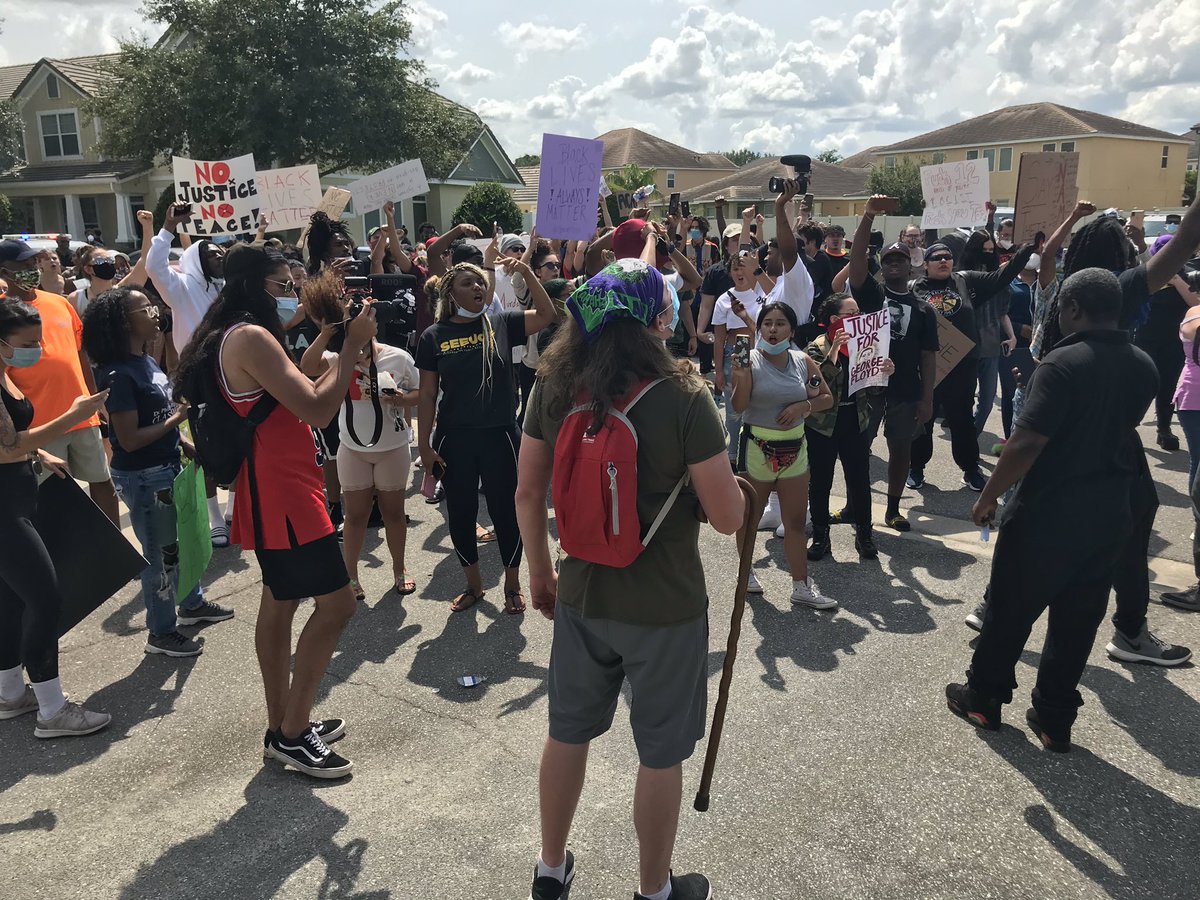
906, 469, 925, 489
145, 631, 203, 657
528, 850, 575, 900
268, 726, 352, 779
945, 683, 1001, 731
1162, 583, 1200, 611
176, 600, 235, 626
425, 483, 444, 505
807, 531, 831, 561
263, 718, 347, 758
962, 469, 987, 492
1025, 707, 1071, 753
1157, 430, 1180, 452
635, 872, 711, 900
855, 528, 878, 560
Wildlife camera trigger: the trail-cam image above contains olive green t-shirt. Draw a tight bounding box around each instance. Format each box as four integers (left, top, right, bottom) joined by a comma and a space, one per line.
523, 376, 728, 626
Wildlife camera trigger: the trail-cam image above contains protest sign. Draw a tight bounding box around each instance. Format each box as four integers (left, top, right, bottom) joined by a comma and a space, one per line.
536, 134, 605, 241
920, 161, 990, 230
1014, 152, 1079, 244
297, 187, 353, 247
599, 176, 612, 198
934, 314, 976, 385
255, 165, 322, 231
348, 159, 429, 215
174, 461, 212, 601
172, 154, 260, 236
842, 308, 891, 395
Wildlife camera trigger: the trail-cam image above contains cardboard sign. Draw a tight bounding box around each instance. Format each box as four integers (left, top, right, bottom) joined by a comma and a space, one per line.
348, 159, 430, 215
173, 462, 212, 601
255, 165, 322, 231
843, 308, 891, 395
1014, 152, 1080, 244
536, 134, 605, 242
297, 187, 353, 247
172, 154, 261, 236
934, 314, 976, 385
920, 161, 990, 230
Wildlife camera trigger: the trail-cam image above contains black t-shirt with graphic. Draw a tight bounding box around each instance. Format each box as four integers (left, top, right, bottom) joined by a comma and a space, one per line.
286, 316, 321, 364
851, 276, 940, 403
415, 310, 526, 429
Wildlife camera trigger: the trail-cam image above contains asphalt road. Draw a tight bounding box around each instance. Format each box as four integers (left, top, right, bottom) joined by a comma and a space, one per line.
0, 409, 1197, 900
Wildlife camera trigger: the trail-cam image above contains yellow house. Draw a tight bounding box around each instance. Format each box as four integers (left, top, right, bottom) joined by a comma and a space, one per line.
873, 102, 1190, 210
686, 156, 871, 220
596, 128, 737, 195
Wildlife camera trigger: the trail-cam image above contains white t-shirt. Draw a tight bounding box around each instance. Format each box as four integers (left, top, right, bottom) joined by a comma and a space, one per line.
712, 285, 767, 331
765, 254, 816, 325
323, 343, 418, 453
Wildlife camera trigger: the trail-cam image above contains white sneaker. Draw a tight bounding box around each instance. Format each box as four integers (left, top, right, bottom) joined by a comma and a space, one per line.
746, 572, 764, 594
791, 577, 837, 610
758, 493, 781, 531
34, 700, 111, 739
775, 523, 786, 539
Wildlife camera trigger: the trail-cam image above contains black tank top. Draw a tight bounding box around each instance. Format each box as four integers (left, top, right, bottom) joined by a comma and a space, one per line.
1, 381, 34, 434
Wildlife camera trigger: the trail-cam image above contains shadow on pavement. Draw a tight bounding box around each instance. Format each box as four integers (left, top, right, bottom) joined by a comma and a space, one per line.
118, 768, 389, 900
745, 592, 869, 690
0, 808, 56, 834
318, 591, 423, 706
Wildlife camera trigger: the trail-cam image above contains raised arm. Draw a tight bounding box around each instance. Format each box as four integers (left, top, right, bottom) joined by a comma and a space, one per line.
427, 223, 482, 277
774, 180, 802, 272
118, 210, 157, 289
1039, 200, 1094, 290
964, 243, 1036, 303
849, 195, 887, 290
384, 202, 412, 274
146, 203, 192, 309
1147, 193, 1200, 293
585, 229, 615, 278
713, 196, 728, 242
369, 226, 387, 275
499, 257, 556, 333
255, 213, 270, 243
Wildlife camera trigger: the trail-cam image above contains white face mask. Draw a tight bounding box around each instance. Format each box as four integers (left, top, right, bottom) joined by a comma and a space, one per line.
998, 239, 1013, 250
455, 304, 485, 320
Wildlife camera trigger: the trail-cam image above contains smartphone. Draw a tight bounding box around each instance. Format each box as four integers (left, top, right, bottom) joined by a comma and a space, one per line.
493, 220, 501, 238
803, 193, 814, 209
733, 333, 751, 368
681, 200, 690, 219
173, 202, 193, 217
875, 197, 900, 215
669, 192, 681, 218
1130, 210, 1145, 229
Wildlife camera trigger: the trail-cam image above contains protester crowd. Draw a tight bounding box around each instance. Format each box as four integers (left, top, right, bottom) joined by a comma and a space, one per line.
1, 175, 1199, 900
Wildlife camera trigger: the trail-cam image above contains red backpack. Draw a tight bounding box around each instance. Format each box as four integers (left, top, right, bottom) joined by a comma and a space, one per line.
552, 378, 689, 568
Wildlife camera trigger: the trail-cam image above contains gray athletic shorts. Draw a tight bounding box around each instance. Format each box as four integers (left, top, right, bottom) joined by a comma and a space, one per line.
884, 399, 923, 442
548, 603, 708, 769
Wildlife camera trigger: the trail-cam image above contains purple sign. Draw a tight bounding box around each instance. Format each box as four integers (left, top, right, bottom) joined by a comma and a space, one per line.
536, 133, 605, 241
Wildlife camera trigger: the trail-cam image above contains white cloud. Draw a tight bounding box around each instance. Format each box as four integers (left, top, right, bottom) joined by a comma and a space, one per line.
444, 63, 495, 85
497, 21, 584, 61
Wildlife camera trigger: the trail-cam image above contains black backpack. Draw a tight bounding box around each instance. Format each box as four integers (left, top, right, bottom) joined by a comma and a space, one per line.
179, 358, 277, 487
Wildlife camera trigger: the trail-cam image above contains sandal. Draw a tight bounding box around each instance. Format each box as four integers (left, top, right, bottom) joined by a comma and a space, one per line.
476, 525, 497, 544
451, 588, 483, 612
350, 579, 366, 602
885, 514, 911, 533
503, 589, 527, 615
395, 573, 417, 596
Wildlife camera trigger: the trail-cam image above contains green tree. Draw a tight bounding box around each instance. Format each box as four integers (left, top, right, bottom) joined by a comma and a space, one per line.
0, 101, 22, 174
88, 0, 475, 177
451, 182, 523, 233
866, 158, 926, 216
1185, 170, 1197, 206
816, 148, 843, 164
605, 163, 659, 194
718, 149, 764, 167
514, 154, 540, 167
0, 193, 15, 234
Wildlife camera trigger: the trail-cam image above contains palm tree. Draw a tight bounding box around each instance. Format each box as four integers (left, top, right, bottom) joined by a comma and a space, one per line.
605, 163, 659, 197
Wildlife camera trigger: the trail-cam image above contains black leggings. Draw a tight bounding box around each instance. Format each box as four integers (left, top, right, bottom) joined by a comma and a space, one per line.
0, 464, 61, 682
808, 405, 872, 532
434, 425, 523, 569
911, 364, 980, 474
516, 362, 537, 428
1134, 329, 1184, 433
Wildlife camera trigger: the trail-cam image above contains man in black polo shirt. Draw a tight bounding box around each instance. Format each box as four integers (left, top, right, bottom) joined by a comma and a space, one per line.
946, 268, 1158, 752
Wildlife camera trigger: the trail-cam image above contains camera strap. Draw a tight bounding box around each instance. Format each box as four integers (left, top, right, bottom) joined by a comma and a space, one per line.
344, 344, 384, 448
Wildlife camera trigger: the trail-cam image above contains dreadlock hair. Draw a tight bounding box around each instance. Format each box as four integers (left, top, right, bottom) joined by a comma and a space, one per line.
0, 297, 40, 344
305, 211, 352, 276
429, 262, 501, 391
1063, 216, 1137, 276
81, 287, 140, 366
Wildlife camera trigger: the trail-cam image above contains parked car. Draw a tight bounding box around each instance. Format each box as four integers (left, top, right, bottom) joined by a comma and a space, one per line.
3, 233, 90, 261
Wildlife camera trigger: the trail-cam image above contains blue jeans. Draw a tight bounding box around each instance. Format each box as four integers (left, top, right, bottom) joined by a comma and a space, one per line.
974, 356, 1000, 435
1178, 408, 1200, 498
112, 464, 203, 636
718, 344, 739, 461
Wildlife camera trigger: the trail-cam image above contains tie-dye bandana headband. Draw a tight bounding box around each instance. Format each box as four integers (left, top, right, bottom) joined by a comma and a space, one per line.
567, 259, 665, 342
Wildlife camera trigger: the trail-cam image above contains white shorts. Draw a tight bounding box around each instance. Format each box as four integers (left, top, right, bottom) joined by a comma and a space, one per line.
336, 443, 411, 493
43, 426, 111, 483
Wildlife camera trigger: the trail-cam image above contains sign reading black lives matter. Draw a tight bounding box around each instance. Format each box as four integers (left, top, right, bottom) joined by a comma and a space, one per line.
172, 154, 261, 236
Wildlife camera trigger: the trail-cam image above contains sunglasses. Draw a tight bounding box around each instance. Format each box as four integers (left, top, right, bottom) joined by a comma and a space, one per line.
537, 261, 561, 271
130, 305, 160, 318
927, 255, 953, 263
267, 278, 296, 293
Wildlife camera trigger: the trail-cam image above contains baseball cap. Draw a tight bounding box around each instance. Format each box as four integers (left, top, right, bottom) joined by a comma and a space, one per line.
880, 241, 911, 261
0, 239, 38, 265
924, 242, 953, 261
367, 226, 384, 240
500, 234, 526, 254
721, 223, 743, 241
612, 219, 670, 269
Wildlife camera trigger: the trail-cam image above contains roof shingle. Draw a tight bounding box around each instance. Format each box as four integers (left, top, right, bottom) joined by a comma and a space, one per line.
595, 128, 736, 171
686, 157, 870, 203
2, 54, 121, 101
0, 161, 149, 184
513, 166, 539, 205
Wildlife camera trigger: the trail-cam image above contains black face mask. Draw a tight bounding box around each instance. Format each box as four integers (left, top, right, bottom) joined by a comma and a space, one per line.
90, 260, 117, 280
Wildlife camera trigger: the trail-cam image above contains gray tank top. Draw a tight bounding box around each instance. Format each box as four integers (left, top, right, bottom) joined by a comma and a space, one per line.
742, 348, 810, 428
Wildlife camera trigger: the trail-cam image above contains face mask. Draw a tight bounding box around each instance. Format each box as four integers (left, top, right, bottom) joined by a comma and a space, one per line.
688, 228, 702, 241
757, 336, 791, 355
4, 269, 41, 291
1165, 223, 1178, 234
90, 259, 117, 280
455, 304, 485, 320
0, 338, 41, 368
998, 239, 1013, 250
275, 297, 299, 324
665, 283, 680, 332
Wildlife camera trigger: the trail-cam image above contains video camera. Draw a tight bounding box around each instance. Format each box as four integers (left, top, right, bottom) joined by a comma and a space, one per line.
335, 273, 419, 350
768, 154, 812, 195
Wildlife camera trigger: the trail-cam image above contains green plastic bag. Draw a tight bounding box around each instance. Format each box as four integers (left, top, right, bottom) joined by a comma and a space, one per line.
173, 461, 213, 602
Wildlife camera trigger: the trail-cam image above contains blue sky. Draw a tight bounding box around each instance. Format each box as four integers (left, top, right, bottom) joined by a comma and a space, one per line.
3, 0, 1197, 161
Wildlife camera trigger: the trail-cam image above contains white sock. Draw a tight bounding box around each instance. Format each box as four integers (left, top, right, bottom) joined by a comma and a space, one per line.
0, 665, 25, 701
207, 497, 223, 528
223, 493, 236, 520
536, 856, 566, 882
766, 492, 779, 512
30, 677, 67, 719
642, 879, 672, 900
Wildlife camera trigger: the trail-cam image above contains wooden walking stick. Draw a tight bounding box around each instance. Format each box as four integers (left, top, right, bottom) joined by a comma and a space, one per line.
694, 475, 760, 812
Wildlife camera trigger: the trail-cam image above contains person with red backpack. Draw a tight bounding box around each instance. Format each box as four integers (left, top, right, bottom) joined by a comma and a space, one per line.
516, 255, 745, 900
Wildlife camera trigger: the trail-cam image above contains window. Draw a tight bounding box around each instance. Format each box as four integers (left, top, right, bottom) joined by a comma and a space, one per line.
39, 111, 80, 158
931, 152, 945, 164
999, 147, 1013, 171
666, 170, 676, 189
994, 199, 1010, 206
982, 148, 996, 171
79, 197, 100, 234
46, 74, 59, 99
884, 155, 896, 168
1042, 143, 1056, 152
411, 195, 428, 231
1162, 145, 1170, 169
1060, 141, 1075, 153
966, 150, 979, 160
363, 208, 382, 234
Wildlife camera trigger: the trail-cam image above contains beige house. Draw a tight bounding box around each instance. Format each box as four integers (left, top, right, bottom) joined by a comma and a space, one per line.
596, 128, 736, 195
0, 54, 524, 248
686, 156, 871, 219
873, 102, 1190, 210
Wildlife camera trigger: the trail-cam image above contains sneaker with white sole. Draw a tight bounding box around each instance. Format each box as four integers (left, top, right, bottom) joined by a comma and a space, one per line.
145, 631, 203, 657
774, 523, 786, 539
34, 700, 111, 738
1106, 625, 1192, 667
210, 523, 230, 548
528, 850, 575, 900
176, 600, 235, 626
745, 572, 764, 594
263, 718, 347, 759
268, 725, 353, 779
635, 872, 712, 900
1162, 583, 1200, 611
791, 577, 836, 609
0, 685, 38, 720
965, 600, 987, 632
758, 494, 781, 532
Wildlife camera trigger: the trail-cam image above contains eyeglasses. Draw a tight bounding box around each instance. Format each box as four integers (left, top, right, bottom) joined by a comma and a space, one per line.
510, 246, 527, 254
537, 261, 561, 271
267, 278, 296, 293
927, 255, 953, 263
130, 305, 160, 318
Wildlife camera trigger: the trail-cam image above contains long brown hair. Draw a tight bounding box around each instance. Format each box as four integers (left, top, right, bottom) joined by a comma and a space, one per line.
537, 315, 703, 435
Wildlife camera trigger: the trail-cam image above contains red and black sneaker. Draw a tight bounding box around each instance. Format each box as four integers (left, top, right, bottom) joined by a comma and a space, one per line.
945, 683, 1001, 730
1025, 707, 1071, 753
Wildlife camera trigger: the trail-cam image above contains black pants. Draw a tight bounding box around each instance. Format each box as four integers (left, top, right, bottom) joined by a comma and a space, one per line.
997, 347, 1032, 439
516, 362, 537, 428
808, 405, 872, 532
911, 363, 980, 474
1134, 329, 1184, 433
1110, 470, 1158, 636
434, 425, 523, 570
0, 464, 61, 682
969, 501, 1131, 734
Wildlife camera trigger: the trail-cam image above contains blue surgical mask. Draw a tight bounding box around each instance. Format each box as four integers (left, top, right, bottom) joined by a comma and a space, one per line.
666, 281, 680, 332
688, 228, 702, 241
1165, 223, 1178, 234
0, 338, 42, 368
757, 336, 791, 355
275, 297, 299, 324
